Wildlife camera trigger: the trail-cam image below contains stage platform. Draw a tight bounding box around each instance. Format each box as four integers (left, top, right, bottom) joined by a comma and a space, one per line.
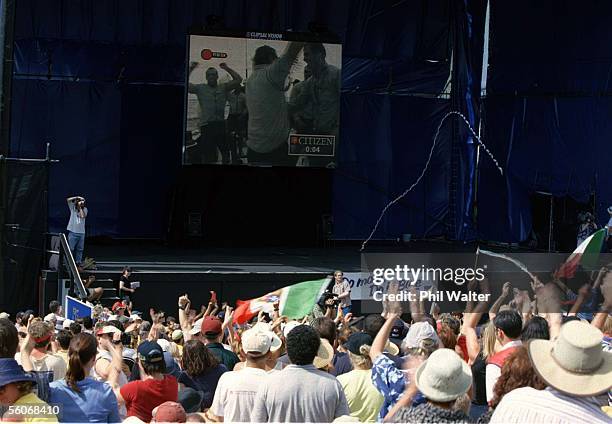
83, 240, 486, 314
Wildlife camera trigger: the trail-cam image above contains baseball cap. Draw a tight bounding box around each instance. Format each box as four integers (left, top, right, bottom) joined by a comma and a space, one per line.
112, 301, 127, 312
0, 312, 10, 320
137, 341, 164, 364
282, 321, 301, 338
129, 314, 142, 322
152, 401, 186, 423
96, 326, 123, 336
171, 329, 183, 341
201, 316, 222, 336
344, 332, 374, 355
242, 328, 282, 355
390, 319, 408, 346
156, 338, 171, 352
62, 319, 74, 329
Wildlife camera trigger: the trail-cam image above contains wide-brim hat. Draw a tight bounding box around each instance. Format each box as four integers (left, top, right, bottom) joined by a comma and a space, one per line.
415, 348, 472, 402
314, 338, 334, 369
0, 359, 36, 387
385, 341, 400, 356
527, 320, 612, 397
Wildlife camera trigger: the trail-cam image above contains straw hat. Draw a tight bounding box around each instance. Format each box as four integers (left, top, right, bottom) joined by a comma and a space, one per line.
527, 320, 612, 396
314, 338, 334, 369
415, 348, 472, 402
385, 341, 400, 356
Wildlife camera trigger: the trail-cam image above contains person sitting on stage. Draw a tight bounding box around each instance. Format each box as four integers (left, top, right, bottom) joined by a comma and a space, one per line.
66, 195, 87, 266
119, 266, 137, 310
84, 274, 103, 303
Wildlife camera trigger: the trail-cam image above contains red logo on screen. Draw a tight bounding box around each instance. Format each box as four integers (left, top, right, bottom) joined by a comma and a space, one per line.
201, 49, 228, 60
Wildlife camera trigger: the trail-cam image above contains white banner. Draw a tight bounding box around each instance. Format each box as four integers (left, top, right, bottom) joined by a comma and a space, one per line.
344, 273, 436, 300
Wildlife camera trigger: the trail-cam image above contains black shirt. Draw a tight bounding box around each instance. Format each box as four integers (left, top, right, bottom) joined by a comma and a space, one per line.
471, 353, 487, 406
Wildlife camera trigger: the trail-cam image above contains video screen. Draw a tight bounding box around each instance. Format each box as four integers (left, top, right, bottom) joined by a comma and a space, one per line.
183, 32, 342, 167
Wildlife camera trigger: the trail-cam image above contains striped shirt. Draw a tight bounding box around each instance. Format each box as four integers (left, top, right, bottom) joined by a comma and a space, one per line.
490, 387, 610, 424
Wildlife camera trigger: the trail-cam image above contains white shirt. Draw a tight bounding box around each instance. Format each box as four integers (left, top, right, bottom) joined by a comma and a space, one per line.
246, 56, 292, 153
490, 386, 610, 424
210, 367, 271, 422
485, 340, 522, 402
67, 200, 87, 234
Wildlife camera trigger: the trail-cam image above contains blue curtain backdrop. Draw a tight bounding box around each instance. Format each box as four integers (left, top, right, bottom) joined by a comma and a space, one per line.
477, 1, 612, 242
9, 0, 611, 242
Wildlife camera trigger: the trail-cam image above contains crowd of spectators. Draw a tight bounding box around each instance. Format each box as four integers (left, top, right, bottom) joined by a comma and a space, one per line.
0, 265, 611, 423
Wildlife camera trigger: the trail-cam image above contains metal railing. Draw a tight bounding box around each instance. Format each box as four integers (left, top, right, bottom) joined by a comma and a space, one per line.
44, 232, 88, 300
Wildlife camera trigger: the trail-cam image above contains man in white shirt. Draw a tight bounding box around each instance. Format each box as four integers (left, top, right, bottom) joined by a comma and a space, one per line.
208, 326, 282, 422
251, 325, 349, 422
245, 42, 303, 166
490, 321, 611, 423
485, 310, 522, 403
66, 195, 87, 265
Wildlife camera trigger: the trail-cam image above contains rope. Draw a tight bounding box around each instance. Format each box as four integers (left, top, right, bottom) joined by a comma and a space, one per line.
360, 110, 503, 251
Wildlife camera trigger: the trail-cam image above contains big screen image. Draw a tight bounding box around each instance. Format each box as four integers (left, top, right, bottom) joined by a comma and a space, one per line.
183, 32, 342, 167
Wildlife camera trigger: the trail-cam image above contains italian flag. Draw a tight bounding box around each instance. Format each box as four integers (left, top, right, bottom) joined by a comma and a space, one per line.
555, 229, 606, 279
233, 278, 330, 324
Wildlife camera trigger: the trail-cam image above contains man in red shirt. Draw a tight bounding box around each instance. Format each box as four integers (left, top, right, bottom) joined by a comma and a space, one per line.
115, 341, 178, 422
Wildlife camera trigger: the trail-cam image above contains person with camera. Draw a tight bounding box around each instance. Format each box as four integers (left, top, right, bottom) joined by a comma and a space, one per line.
332, 270, 352, 315
577, 211, 598, 247
66, 195, 88, 266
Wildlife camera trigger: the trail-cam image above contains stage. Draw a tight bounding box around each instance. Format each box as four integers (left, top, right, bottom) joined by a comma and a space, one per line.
83, 240, 489, 315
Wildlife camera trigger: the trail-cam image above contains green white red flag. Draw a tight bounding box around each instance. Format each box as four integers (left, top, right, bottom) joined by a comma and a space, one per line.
233, 277, 330, 324
555, 229, 606, 279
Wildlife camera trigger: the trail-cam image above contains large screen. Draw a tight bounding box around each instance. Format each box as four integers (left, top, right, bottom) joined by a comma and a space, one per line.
183, 31, 342, 167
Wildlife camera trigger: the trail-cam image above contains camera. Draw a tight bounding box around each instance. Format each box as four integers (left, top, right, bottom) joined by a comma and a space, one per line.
319, 290, 340, 308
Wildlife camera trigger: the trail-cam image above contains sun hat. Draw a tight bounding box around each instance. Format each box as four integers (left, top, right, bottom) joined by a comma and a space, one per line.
153, 401, 186, 423
385, 341, 400, 356
402, 322, 440, 350
415, 348, 472, 402
527, 320, 612, 396
314, 338, 335, 369
0, 358, 36, 387
242, 327, 282, 355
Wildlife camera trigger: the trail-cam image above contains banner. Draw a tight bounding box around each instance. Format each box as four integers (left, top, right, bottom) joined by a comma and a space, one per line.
65, 296, 92, 321
344, 273, 436, 300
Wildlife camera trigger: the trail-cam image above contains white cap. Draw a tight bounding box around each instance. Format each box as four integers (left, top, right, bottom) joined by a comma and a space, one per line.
171, 330, 183, 341
129, 314, 142, 322
97, 325, 122, 336
157, 338, 171, 352
242, 328, 282, 355
189, 318, 203, 336
282, 321, 301, 338
0, 312, 10, 320
44, 313, 56, 322
62, 319, 74, 329
402, 322, 439, 350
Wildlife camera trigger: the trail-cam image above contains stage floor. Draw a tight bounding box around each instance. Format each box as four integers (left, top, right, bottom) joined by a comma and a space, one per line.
87, 245, 363, 274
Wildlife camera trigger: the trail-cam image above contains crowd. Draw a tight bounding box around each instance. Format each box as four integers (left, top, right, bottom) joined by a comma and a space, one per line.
0, 266, 611, 423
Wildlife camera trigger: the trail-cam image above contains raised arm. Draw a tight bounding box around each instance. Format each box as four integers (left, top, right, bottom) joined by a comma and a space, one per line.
219, 63, 242, 91
489, 281, 511, 320
370, 313, 400, 361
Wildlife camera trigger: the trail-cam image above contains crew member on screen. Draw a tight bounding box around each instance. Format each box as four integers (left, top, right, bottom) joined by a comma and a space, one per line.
66, 195, 87, 266
226, 85, 248, 164
245, 42, 304, 166
288, 65, 314, 134
188, 62, 243, 164
302, 43, 341, 167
